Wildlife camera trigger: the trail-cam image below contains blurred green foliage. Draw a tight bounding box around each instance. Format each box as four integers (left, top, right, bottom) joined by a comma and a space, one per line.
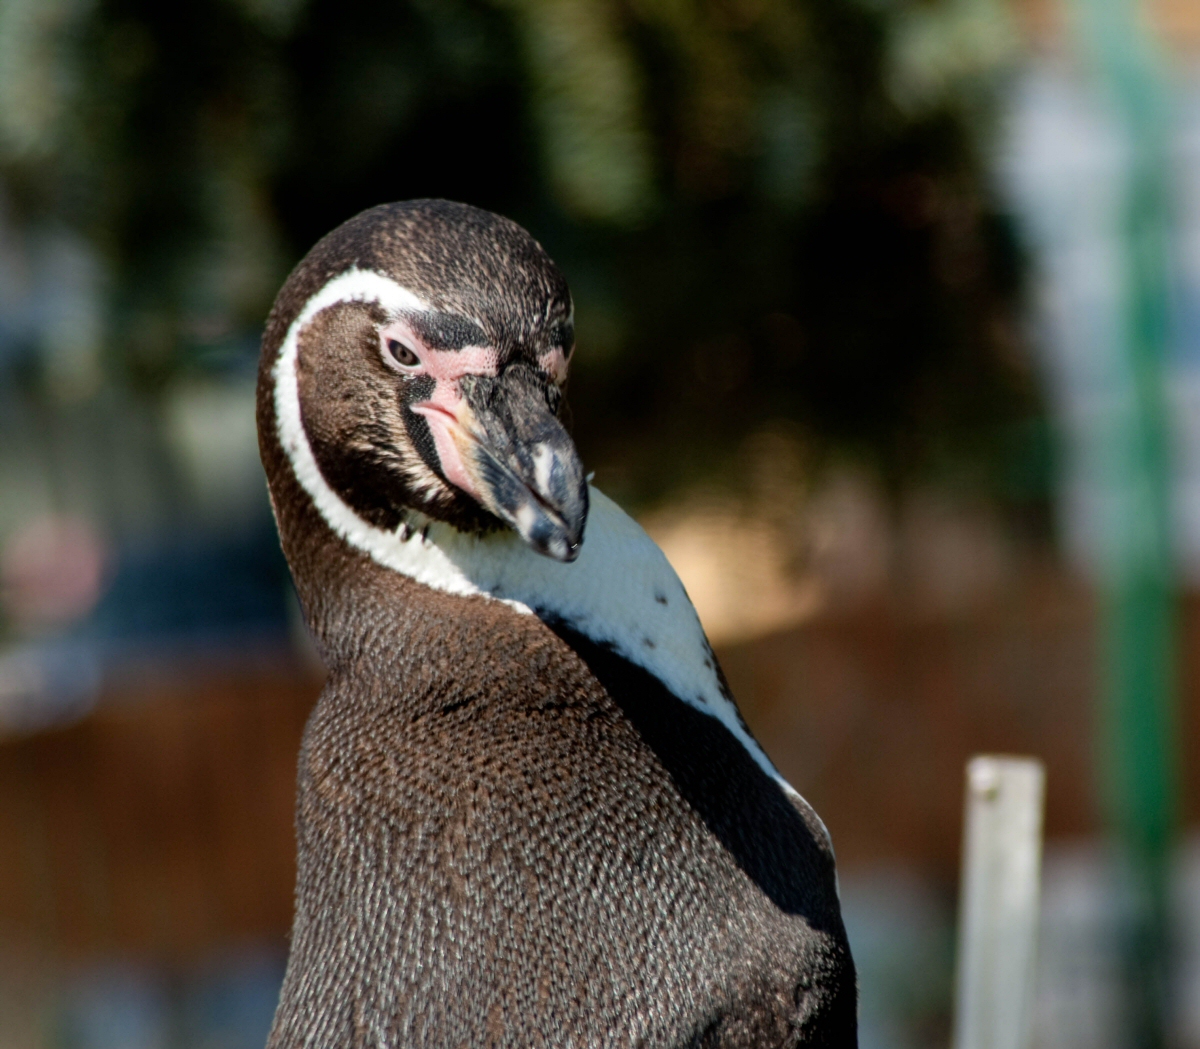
0, 0, 1044, 509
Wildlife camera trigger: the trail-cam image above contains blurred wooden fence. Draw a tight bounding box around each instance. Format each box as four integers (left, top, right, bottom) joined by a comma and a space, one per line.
2, 576, 1199, 964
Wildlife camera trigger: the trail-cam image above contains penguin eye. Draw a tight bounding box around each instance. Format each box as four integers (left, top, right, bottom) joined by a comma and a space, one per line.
386, 339, 421, 369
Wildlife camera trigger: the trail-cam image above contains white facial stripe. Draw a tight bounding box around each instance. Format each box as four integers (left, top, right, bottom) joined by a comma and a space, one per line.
274, 268, 502, 602
273, 267, 816, 829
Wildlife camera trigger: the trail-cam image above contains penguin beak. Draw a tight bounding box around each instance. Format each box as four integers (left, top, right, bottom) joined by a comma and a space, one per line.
413, 364, 589, 561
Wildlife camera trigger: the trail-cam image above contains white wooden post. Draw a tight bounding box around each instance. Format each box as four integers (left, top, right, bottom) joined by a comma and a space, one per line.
953, 756, 1046, 1049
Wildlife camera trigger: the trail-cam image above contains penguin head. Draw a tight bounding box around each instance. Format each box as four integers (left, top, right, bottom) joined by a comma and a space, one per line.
261, 200, 588, 563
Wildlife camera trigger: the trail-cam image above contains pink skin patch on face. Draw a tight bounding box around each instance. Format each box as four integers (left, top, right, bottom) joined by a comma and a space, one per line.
378, 319, 501, 505
538, 346, 572, 386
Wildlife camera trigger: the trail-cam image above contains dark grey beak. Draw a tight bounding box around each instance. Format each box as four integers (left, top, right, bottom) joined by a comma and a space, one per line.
459, 364, 588, 562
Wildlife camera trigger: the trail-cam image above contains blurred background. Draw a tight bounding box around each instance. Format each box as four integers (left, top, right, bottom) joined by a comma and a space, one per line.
0, 0, 1196, 1045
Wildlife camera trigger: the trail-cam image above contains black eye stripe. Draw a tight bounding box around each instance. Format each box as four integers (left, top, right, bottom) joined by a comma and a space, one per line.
402, 373, 436, 406
405, 312, 488, 351
550, 321, 574, 352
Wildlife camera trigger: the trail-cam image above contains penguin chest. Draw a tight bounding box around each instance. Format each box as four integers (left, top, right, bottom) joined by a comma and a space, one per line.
279, 614, 849, 1047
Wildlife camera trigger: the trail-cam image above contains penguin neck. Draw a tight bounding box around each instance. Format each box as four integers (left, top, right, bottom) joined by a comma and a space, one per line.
272, 458, 799, 810
266, 468, 392, 664
260, 361, 799, 807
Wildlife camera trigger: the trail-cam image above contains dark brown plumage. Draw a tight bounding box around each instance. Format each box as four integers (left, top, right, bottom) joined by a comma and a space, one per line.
257, 200, 857, 1047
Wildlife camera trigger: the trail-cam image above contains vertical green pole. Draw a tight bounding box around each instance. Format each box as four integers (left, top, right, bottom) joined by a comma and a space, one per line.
1072, 0, 1177, 1043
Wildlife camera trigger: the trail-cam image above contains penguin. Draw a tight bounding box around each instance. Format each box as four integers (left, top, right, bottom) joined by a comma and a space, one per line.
257, 199, 857, 1048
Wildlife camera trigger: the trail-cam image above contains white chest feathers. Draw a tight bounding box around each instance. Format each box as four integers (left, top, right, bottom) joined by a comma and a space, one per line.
309, 465, 801, 807
406, 491, 807, 808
